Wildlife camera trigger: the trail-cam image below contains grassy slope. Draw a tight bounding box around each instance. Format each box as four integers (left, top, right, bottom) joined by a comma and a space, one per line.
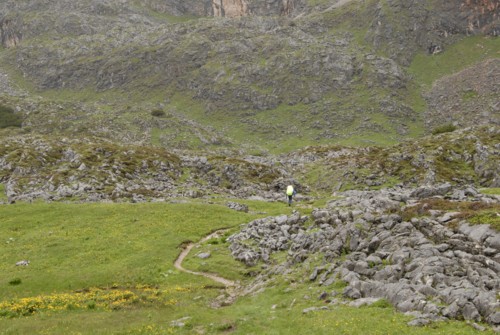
0, 200, 495, 334
0, 201, 293, 300
408, 35, 500, 88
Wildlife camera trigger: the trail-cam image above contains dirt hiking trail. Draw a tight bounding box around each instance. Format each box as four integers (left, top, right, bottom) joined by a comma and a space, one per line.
174, 230, 236, 288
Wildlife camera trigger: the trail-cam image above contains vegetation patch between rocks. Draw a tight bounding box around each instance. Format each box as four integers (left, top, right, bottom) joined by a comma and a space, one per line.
0, 103, 22, 129
401, 198, 500, 231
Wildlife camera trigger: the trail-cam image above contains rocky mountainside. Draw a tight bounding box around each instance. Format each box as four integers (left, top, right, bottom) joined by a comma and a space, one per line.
0, 0, 498, 151
0, 0, 498, 199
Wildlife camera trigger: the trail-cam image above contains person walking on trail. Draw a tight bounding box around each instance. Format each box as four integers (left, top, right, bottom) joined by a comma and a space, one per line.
286, 185, 296, 206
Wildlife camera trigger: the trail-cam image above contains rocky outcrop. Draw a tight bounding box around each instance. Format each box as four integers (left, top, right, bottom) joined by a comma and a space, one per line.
0, 16, 22, 48
240, 0, 304, 17
460, 0, 500, 36
228, 185, 500, 326
226, 201, 249, 212
0, 72, 26, 96
212, 0, 249, 17
0, 135, 289, 202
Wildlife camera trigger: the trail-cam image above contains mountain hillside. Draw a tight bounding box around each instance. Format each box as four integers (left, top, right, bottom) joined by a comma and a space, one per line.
0, 0, 498, 152
0, 2, 500, 332
0, 0, 499, 198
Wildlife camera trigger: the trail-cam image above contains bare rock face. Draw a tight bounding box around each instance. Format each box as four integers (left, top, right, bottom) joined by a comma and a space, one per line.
142, 0, 302, 17
0, 16, 22, 48
281, 0, 295, 15
460, 0, 500, 36
213, 0, 249, 17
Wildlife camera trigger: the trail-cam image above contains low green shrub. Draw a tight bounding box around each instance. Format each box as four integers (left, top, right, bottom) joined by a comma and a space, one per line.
0, 104, 22, 128
0, 184, 6, 202
469, 210, 500, 231
8, 278, 22, 286
431, 123, 456, 135
150, 109, 166, 117
368, 298, 392, 309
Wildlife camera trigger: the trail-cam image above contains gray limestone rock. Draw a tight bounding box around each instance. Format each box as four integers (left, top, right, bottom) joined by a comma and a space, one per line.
227, 185, 500, 325
197, 252, 211, 259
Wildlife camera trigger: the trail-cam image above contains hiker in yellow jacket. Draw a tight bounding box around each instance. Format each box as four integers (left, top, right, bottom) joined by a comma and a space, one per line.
286, 185, 296, 206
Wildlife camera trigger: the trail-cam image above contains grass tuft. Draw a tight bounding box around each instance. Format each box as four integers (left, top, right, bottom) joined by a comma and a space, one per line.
8, 278, 22, 286
0, 103, 22, 129
431, 123, 457, 135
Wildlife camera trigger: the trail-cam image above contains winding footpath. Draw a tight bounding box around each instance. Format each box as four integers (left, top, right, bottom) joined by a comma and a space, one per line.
174, 230, 236, 288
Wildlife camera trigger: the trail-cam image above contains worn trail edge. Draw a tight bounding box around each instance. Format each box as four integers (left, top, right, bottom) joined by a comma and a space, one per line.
174, 230, 236, 288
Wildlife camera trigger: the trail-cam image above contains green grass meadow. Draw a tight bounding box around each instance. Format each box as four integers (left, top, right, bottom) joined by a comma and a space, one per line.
0, 200, 495, 334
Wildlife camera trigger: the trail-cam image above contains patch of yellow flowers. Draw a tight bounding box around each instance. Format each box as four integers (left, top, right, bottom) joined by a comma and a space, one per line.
0, 285, 191, 317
